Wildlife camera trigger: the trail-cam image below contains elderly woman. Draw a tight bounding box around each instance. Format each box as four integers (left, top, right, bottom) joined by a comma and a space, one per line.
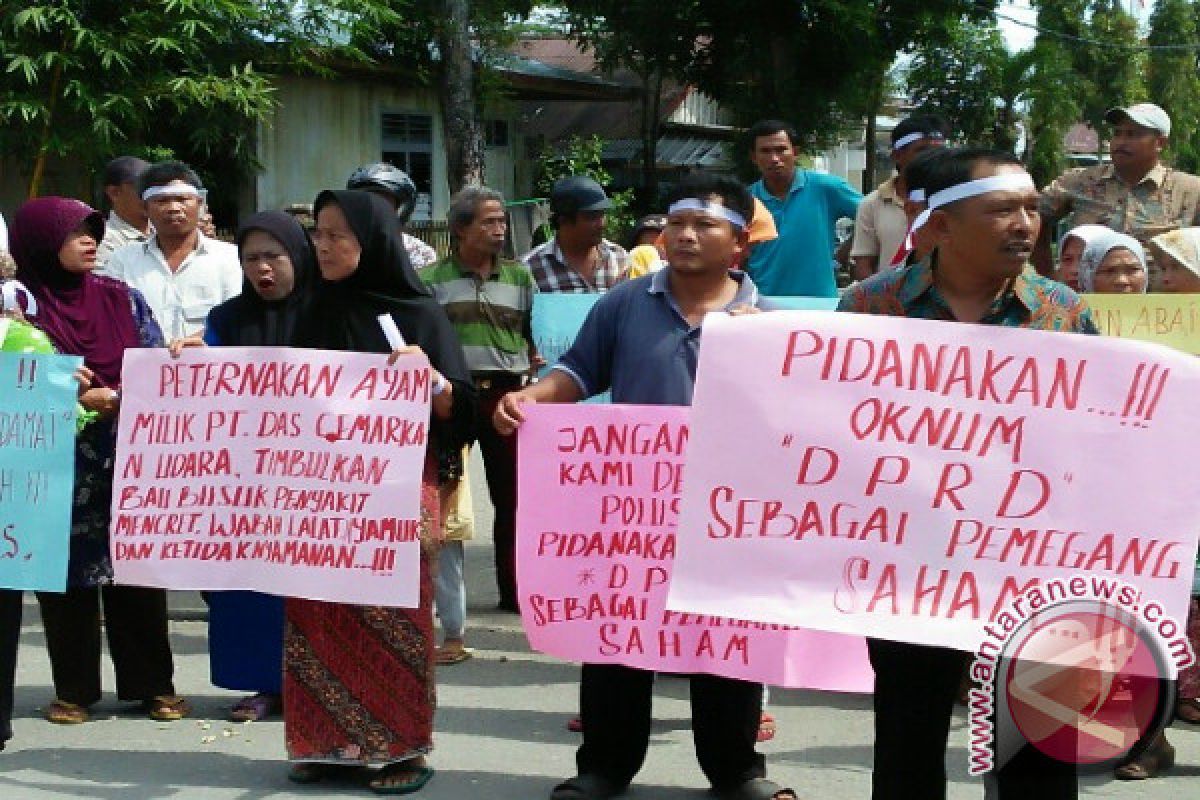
1078, 230, 1147, 295
285, 190, 475, 794
1055, 224, 1109, 291
9, 197, 186, 725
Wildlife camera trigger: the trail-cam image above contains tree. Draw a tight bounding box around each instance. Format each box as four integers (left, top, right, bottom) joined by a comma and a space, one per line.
438, 0, 486, 192
906, 18, 1032, 152
1026, 0, 1089, 185
1148, 0, 1200, 172
1076, 1, 1144, 141
0, 1, 399, 199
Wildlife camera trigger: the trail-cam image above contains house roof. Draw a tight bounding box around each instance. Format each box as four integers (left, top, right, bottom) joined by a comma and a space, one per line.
603, 136, 732, 169
493, 52, 637, 101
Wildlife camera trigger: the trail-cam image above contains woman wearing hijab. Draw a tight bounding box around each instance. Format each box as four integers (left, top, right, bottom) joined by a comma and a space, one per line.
285, 190, 474, 794
1077, 231, 1148, 295
1055, 223, 1109, 291
180, 212, 317, 722
9, 196, 188, 724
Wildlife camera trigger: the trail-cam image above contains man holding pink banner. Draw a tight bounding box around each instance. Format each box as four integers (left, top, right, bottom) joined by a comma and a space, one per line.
495, 174, 795, 800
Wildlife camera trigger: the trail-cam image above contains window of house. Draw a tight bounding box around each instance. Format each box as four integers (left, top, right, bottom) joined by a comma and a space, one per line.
381, 112, 434, 221
484, 119, 509, 148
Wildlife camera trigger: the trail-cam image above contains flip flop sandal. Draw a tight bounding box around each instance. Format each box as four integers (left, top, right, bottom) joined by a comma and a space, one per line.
45, 700, 89, 725
550, 773, 625, 800
1115, 738, 1175, 780
1177, 698, 1200, 724
368, 764, 434, 795
434, 646, 474, 666
718, 778, 797, 800
756, 712, 777, 743
230, 693, 280, 722
146, 695, 192, 721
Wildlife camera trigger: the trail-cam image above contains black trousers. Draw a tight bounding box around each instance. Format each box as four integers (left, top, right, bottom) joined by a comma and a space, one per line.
0, 590, 20, 746
576, 663, 765, 791
868, 638, 1077, 800
475, 377, 521, 608
36, 585, 175, 706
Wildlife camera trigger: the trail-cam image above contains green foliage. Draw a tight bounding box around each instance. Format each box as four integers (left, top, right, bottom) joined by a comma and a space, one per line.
535, 134, 634, 240
1148, 0, 1200, 173
0, 0, 401, 198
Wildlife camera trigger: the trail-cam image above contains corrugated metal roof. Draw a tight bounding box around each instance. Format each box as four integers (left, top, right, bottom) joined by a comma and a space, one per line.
602, 137, 731, 168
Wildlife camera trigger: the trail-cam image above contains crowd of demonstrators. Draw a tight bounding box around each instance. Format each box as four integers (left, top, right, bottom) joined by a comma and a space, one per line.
418, 185, 537, 655
850, 114, 947, 280
745, 119, 861, 298
523, 176, 628, 293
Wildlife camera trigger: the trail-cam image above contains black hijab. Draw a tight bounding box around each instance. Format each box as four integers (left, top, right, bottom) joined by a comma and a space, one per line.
206, 211, 316, 346
299, 190, 475, 462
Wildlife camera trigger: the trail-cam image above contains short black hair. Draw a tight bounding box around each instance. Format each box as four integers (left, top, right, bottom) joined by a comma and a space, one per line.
138, 160, 203, 194
667, 174, 754, 230
891, 114, 948, 147
748, 119, 800, 149
923, 147, 1024, 200
103, 156, 149, 187
902, 147, 951, 196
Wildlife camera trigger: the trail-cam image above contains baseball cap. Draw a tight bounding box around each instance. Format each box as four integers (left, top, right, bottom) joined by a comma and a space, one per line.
1105, 103, 1171, 136
550, 176, 612, 214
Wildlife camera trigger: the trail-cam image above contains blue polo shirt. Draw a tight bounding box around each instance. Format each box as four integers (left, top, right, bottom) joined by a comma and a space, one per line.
748, 170, 861, 298
553, 269, 762, 405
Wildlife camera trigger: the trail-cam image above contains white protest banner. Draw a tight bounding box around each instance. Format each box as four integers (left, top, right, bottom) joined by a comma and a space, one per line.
111, 347, 430, 607
667, 312, 1200, 666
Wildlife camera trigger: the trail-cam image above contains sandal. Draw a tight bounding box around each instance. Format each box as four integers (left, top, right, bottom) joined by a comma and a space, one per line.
230, 692, 280, 722
1114, 734, 1175, 780
718, 777, 797, 800
550, 773, 625, 800
145, 694, 192, 722
1177, 697, 1200, 724
368, 761, 434, 795
756, 712, 776, 743
434, 644, 473, 666
45, 699, 89, 725
287, 762, 361, 784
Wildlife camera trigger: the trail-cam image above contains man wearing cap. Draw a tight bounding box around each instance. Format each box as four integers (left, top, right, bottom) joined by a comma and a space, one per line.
96, 156, 152, 266
101, 160, 240, 341
850, 115, 947, 280
842, 147, 1095, 800
522, 176, 628, 293
1034, 102, 1200, 280
746, 119, 862, 298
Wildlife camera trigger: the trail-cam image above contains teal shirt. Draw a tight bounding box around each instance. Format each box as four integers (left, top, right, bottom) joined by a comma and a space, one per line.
748, 170, 861, 298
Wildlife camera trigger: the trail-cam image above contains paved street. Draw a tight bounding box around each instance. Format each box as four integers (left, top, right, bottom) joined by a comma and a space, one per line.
2, 455, 1198, 798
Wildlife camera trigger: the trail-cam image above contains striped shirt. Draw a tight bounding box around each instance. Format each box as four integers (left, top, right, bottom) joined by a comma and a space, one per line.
521, 237, 627, 293
419, 255, 534, 374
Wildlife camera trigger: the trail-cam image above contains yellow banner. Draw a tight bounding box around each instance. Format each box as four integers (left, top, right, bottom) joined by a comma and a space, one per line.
1083, 293, 1200, 355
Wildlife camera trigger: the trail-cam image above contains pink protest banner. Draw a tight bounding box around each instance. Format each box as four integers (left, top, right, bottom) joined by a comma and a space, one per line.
110, 347, 430, 607
667, 312, 1200, 664
517, 402, 872, 691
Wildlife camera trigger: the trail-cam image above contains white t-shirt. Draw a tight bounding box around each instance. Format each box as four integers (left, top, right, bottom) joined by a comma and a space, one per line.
100, 233, 241, 340
0, 212, 8, 252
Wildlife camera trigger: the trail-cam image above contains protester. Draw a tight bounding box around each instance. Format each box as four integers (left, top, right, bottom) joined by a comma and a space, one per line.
494, 173, 794, 800
167, 211, 318, 721
96, 156, 151, 266
624, 214, 667, 279
522, 176, 627, 292
745, 119, 861, 297
1035, 103, 1200, 282
10, 197, 188, 724
284, 189, 474, 793
840, 148, 1095, 800
1150, 227, 1200, 294
886, 146, 948, 269
419, 186, 535, 623
851, 115, 946, 280
347, 162, 439, 268
1078, 231, 1147, 294
100, 161, 240, 340
1055, 224, 1110, 291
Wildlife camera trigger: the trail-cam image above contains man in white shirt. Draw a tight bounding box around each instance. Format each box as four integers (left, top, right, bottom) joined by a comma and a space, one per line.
96, 156, 152, 266
101, 161, 240, 340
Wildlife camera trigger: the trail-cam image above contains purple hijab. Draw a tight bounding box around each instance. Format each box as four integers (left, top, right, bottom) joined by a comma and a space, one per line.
10, 196, 139, 388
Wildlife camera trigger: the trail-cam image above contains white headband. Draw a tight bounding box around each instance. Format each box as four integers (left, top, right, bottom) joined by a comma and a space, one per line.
667, 198, 747, 229
142, 184, 205, 201
1, 280, 37, 316
908, 188, 926, 203
892, 131, 943, 151
910, 173, 1036, 233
